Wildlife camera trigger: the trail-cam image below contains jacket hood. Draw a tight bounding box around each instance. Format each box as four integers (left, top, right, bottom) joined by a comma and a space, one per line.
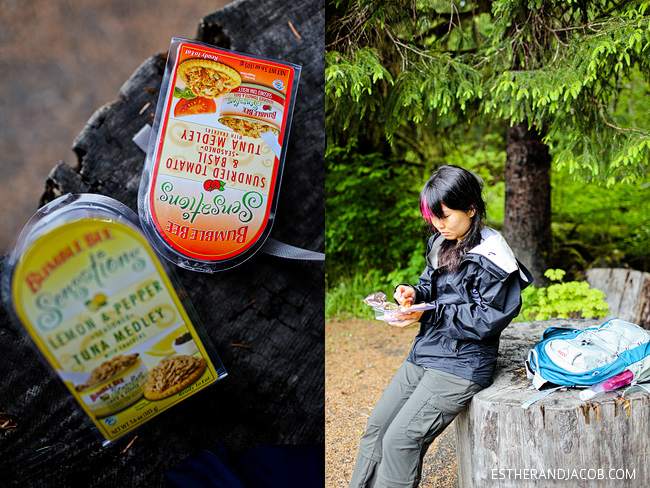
427, 227, 532, 284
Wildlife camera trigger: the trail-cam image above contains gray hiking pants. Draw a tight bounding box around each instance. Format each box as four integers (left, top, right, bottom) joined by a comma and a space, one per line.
349, 360, 483, 488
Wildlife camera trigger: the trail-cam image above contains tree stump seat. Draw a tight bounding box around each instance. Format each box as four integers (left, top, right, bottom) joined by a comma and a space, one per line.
455, 319, 650, 487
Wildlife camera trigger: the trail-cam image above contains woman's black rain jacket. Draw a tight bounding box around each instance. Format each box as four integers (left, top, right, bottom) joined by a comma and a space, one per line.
405, 227, 534, 387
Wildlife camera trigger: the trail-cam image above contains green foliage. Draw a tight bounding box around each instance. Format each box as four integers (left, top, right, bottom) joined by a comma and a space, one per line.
552, 167, 650, 265
516, 269, 610, 322
326, 148, 427, 278
326, 249, 426, 321
383, 56, 484, 137
485, 3, 650, 182
442, 132, 508, 228
325, 48, 393, 151
326, 0, 650, 183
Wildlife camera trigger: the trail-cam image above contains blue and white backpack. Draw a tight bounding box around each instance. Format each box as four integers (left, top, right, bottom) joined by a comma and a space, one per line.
525, 319, 650, 390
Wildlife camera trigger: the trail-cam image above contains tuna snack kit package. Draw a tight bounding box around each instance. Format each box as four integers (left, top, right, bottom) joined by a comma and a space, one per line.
139, 38, 301, 272
2, 194, 227, 443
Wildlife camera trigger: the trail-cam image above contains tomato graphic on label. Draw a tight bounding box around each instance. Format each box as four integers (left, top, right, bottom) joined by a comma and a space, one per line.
174, 96, 217, 117
203, 179, 225, 192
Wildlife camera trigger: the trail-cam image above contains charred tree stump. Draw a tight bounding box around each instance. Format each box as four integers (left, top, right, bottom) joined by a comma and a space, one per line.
455, 319, 650, 487
0, 0, 324, 486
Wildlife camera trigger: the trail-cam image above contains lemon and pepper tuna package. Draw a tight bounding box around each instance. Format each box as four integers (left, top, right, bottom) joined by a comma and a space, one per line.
138, 38, 301, 272
2, 194, 227, 443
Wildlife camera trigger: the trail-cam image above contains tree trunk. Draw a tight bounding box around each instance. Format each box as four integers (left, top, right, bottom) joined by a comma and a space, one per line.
586, 268, 650, 329
504, 120, 552, 286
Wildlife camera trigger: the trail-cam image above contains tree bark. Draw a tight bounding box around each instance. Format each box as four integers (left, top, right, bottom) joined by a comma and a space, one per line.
586, 268, 650, 329
504, 120, 552, 286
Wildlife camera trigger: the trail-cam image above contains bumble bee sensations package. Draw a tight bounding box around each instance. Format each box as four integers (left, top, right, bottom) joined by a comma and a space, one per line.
138, 38, 301, 272
2, 194, 226, 443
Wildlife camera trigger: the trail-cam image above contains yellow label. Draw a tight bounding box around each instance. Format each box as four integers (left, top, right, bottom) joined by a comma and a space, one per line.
12, 218, 221, 441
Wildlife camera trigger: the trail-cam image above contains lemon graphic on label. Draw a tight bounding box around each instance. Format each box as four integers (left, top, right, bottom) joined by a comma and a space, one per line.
86, 293, 108, 312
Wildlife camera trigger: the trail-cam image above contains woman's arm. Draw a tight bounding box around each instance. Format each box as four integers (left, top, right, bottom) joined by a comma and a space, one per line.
432, 265, 524, 341
407, 235, 438, 303
389, 236, 440, 328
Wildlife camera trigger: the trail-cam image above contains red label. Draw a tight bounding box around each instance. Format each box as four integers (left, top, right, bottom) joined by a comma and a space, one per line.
147, 42, 297, 261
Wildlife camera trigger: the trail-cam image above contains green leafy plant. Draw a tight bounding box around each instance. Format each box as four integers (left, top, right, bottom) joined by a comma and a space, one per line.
552, 168, 650, 266
326, 148, 426, 280
326, 248, 426, 322
516, 269, 609, 322
327, 0, 650, 183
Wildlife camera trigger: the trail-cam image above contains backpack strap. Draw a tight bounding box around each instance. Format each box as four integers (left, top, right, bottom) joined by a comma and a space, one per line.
525, 348, 550, 390
521, 385, 566, 409
260, 237, 324, 261
624, 383, 650, 397
525, 327, 579, 390
623, 363, 650, 396
540, 326, 579, 341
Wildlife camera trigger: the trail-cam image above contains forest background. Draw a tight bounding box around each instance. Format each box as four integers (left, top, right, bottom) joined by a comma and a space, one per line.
324, 0, 650, 322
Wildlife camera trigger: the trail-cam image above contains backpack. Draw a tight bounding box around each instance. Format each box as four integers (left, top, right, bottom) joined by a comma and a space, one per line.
525, 318, 650, 390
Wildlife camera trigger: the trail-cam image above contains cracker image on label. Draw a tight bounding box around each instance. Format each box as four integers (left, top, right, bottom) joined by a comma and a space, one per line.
144, 355, 207, 400
177, 58, 242, 98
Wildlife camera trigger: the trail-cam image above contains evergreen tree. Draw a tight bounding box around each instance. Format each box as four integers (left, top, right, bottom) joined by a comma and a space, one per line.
326, 0, 650, 282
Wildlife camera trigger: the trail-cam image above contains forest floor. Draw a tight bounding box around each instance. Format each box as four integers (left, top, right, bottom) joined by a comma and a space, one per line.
325, 318, 458, 488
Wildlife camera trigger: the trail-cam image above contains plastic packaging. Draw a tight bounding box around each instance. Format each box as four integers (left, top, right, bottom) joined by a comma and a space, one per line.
362, 292, 436, 322
138, 37, 301, 272
579, 369, 634, 401
2, 194, 227, 443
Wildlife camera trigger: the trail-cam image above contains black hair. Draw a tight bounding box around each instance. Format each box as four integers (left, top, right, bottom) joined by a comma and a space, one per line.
420, 165, 486, 273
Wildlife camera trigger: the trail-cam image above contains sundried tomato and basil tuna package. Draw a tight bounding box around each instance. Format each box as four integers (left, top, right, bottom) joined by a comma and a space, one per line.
138, 37, 301, 272
1, 194, 227, 444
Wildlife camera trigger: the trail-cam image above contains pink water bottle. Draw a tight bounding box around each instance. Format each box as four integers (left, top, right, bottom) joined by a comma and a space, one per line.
579, 369, 634, 401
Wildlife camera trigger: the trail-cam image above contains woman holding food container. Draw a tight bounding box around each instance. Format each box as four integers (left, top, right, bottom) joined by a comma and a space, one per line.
349, 165, 533, 488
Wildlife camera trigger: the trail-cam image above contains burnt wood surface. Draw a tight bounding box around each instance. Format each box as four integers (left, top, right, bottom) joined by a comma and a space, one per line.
0, 0, 324, 486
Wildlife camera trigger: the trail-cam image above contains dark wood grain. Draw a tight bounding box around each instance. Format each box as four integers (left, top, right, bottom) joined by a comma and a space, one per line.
0, 0, 324, 486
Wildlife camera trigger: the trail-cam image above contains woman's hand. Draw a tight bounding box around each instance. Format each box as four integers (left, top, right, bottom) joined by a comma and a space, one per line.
388, 310, 424, 328
390, 285, 421, 327
394, 285, 415, 308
